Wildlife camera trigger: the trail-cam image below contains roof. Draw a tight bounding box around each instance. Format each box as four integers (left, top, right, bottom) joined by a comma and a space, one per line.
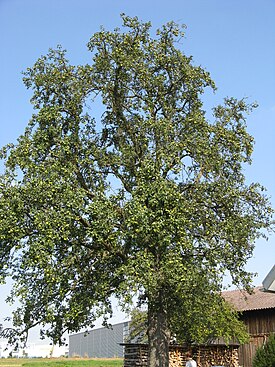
223, 286, 275, 312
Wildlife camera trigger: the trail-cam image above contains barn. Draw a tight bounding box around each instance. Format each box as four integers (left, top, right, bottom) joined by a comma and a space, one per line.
223, 286, 275, 367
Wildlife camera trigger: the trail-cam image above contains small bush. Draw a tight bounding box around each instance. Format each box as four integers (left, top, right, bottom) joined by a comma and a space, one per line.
253, 334, 275, 367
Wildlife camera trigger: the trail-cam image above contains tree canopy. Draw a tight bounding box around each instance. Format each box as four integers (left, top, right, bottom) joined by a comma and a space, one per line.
0, 14, 273, 366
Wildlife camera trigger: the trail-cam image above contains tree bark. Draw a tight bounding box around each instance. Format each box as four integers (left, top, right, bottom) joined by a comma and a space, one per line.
147, 291, 171, 367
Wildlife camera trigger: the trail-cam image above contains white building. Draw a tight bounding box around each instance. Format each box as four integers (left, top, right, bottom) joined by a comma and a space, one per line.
0, 341, 67, 358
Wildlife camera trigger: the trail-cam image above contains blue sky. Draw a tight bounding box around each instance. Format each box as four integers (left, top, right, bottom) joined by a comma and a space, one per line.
0, 0, 274, 341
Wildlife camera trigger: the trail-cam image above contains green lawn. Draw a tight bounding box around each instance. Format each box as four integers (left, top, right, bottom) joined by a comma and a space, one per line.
0, 358, 123, 367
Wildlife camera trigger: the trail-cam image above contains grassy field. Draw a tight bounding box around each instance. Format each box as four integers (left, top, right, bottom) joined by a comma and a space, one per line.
0, 358, 123, 367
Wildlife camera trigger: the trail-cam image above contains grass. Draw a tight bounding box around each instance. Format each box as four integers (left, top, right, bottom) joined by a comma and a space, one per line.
0, 358, 123, 367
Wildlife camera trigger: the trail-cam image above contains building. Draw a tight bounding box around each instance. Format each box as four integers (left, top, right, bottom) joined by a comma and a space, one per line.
223, 286, 275, 367
69, 321, 130, 358
0, 341, 67, 358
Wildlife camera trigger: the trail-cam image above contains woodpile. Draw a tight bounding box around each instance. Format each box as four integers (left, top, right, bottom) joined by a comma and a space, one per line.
122, 343, 240, 367
123, 343, 148, 367
169, 347, 185, 367
195, 345, 239, 367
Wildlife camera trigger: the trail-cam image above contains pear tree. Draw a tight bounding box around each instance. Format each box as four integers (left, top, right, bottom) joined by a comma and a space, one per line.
0, 15, 273, 367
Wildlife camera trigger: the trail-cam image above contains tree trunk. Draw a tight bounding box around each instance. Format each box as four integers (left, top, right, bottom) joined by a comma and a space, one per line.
147, 291, 171, 367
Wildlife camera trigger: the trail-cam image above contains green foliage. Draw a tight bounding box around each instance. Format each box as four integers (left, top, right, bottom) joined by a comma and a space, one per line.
0, 14, 273, 350
127, 308, 148, 343
128, 296, 249, 346
253, 334, 275, 367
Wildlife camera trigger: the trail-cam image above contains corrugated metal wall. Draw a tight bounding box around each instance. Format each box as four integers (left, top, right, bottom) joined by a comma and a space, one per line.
69, 322, 129, 358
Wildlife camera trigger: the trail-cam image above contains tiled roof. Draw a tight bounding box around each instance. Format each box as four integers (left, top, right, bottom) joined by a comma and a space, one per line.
222, 286, 275, 312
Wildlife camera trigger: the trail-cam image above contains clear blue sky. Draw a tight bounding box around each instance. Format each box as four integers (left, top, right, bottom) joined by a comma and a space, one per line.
0, 0, 274, 341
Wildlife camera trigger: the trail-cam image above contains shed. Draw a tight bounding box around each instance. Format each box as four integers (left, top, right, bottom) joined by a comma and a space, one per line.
223, 286, 275, 367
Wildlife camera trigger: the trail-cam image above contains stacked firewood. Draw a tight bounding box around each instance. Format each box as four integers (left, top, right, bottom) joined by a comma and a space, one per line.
169, 348, 185, 367
196, 346, 239, 367
123, 343, 239, 367
123, 344, 148, 367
